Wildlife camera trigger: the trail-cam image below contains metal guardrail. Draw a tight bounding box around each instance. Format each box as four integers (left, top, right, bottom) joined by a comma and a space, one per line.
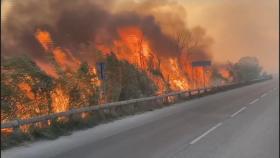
1, 77, 270, 130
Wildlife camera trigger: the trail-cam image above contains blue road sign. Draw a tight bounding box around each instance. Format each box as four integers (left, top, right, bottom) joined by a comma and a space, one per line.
97, 62, 105, 80
191, 60, 211, 67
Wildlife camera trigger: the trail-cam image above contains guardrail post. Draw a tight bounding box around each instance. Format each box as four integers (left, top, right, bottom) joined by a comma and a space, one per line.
13, 119, 21, 134
110, 106, 116, 117
152, 98, 158, 108
214, 86, 217, 91
97, 106, 106, 121
202, 89, 205, 94
176, 93, 180, 101
188, 91, 192, 98
41, 119, 49, 128
129, 103, 135, 114
164, 96, 168, 104
156, 98, 162, 106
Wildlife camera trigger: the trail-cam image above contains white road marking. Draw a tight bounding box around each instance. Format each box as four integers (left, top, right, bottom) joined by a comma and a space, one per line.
260, 93, 267, 98
230, 107, 247, 118
190, 122, 223, 145
249, 98, 259, 104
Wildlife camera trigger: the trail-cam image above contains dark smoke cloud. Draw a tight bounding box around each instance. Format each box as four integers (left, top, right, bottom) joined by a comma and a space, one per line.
1, 0, 211, 63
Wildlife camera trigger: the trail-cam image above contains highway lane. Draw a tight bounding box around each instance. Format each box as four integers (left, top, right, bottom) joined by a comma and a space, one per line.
169, 80, 279, 158
2, 78, 278, 158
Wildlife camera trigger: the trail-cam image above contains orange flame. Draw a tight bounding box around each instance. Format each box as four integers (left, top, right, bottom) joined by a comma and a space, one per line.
35, 29, 81, 73
35, 60, 58, 78
35, 29, 53, 52
51, 86, 69, 113
167, 58, 189, 90
18, 82, 35, 100
95, 26, 198, 92
219, 68, 231, 79
51, 87, 69, 113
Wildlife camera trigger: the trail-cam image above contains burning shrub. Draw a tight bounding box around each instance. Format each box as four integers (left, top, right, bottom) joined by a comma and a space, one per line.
117, 60, 157, 101
102, 53, 157, 102
224, 57, 262, 82
1, 56, 53, 122
211, 63, 234, 86
69, 62, 100, 108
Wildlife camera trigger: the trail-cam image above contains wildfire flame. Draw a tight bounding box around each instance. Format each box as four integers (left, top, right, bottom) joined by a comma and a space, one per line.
219, 68, 231, 79
95, 26, 196, 92
35, 29, 53, 52
35, 29, 81, 74
1, 26, 219, 134
51, 86, 69, 113
18, 82, 35, 100
34, 60, 58, 78
167, 58, 189, 90
34, 26, 214, 93
1, 1, 236, 136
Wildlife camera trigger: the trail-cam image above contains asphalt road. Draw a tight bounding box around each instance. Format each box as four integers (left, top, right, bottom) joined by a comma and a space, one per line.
2, 78, 279, 158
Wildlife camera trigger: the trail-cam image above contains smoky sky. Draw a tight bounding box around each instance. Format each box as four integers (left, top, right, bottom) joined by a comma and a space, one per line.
182, 0, 279, 73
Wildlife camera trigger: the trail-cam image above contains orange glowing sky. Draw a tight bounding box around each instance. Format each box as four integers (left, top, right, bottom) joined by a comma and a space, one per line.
2, 0, 279, 73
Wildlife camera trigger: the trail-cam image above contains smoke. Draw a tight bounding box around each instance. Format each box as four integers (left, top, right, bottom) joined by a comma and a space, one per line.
1, 0, 212, 64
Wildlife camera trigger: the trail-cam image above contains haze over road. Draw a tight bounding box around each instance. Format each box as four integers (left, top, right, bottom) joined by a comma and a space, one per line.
2, 78, 279, 158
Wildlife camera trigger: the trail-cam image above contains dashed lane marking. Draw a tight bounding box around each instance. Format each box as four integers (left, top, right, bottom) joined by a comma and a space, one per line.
230, 106, 247, 118
260, 93, 268, 98
249, 98, 259, 105
190, 122, 223, 145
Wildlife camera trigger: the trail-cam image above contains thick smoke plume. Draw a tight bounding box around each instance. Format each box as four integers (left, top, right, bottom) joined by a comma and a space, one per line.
1, 0, 212, 64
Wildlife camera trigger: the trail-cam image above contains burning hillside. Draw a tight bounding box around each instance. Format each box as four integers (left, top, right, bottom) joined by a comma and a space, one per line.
2, 0, 215, 88
1, 0, 234, 134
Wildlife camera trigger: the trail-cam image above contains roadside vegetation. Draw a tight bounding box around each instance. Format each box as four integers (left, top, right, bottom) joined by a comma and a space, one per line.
1, 53, 267, 149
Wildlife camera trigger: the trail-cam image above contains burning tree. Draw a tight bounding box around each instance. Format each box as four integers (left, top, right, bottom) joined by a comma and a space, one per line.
173, 27, 214, 89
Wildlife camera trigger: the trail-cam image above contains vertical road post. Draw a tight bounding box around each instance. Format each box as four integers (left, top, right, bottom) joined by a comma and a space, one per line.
13, 119, 21, 134
203, 66, 206, 90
